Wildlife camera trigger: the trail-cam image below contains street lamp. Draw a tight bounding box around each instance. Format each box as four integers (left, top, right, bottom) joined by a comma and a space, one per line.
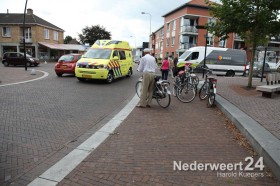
141, 12, 151, 48
23, 0, 28, 71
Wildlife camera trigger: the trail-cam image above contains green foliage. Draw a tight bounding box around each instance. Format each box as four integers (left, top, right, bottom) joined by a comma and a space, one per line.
64, 35, 73, 44
78, 25, 111, 46
207, 0, 280, 46
206, 0, 280, 87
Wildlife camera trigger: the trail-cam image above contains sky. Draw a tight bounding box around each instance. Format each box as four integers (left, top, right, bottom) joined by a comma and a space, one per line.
0, 0, 193, 47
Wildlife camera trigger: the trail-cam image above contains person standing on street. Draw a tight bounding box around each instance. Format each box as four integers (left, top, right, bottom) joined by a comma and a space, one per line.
173, 56, 178, 77
168, 55, 174, 78
161, 57, 169, 80
137, 48, 158, 108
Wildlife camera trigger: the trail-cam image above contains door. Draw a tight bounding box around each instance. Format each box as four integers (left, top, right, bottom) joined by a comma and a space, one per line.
118, 50, 128, 76
8, 53, 19, 65
17, 53, 25, 65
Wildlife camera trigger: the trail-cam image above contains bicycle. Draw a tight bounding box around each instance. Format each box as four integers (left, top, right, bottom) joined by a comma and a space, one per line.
135, 75, 171, 108
198, 67, 217, 107
172, 65, 198, 103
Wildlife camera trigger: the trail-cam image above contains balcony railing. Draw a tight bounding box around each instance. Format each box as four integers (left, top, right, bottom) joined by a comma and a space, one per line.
270, 36, 280, 43
180, 26, 198, 34
179, 43, 196, 50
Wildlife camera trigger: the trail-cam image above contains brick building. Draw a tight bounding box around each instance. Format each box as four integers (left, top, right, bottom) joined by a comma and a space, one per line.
0, 9, 85, 61
151, 0, 280, 62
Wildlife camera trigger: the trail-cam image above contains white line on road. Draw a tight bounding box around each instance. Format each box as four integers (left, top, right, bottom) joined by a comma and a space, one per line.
0, 70, 49, 87
28, 94, 140, 186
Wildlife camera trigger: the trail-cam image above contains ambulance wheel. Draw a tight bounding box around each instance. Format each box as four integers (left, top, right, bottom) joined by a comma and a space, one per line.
126, 68, 133, 77
106, 71, 114, 83
226, 70, 235, 77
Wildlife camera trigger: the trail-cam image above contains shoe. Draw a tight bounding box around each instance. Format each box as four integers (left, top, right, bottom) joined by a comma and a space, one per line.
136, 105, 145, 108
146, 105, 151, 108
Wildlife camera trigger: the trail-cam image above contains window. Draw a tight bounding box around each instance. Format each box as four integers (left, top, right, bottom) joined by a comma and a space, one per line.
58, 55, 74, 62
166, 38, 170, 47
44, 29, 49, 39
207, 33, 214, 46
53, 31, 58, 41
167, 23, 170, 33
10, 53, 18, 57
171, 37, 175, 46
113, 50, 118, 57
219, 39, 227, 48
173, 20, 176, 31
84, 48, 112, 59
160, 29, 164, 36
186, 52, 199, 60
24, 28, 32, 39
2, 27, 11, 37
119, 51, 126, 60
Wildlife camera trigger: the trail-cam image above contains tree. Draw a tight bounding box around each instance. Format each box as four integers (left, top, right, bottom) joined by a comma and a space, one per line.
78, 25, 111, 46
64, 35, 73, 44
206, 0, 280, 88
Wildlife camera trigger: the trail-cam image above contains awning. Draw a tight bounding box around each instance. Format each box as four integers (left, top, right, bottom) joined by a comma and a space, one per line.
39, 42, 86, 51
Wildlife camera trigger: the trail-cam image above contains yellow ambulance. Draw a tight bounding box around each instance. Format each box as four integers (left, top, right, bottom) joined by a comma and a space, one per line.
75, 40, 133, 83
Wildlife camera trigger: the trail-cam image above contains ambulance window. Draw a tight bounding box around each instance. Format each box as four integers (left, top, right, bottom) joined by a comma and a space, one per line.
113, 50, 119, 57
119, 51, 126, 60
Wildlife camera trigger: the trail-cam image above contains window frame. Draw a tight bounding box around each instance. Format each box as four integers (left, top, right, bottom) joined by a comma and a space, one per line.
171, 37, 175, 47
44, 29, 50, 39
119, 51, 126, 60
166, 38, 170, 47
173, 19, 176, 31
2, 27, 11, 37
53, 31, 58, 41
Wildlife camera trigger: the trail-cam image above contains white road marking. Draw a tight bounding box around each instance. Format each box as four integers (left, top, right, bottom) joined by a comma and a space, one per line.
0, 70, 49, 87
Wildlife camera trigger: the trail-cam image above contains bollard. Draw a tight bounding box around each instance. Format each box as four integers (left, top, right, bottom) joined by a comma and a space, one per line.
271, 74, 276, 85
276, 73, 280, 84
266, 73, 276, 85
266, 73, 270, 85
30, 69, 36, 75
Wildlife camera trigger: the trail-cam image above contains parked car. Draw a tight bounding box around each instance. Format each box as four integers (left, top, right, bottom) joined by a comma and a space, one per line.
133, 56, 140, 64
54, 54, 82, 77
2, 52, 40, 67
252, 62, 271, 77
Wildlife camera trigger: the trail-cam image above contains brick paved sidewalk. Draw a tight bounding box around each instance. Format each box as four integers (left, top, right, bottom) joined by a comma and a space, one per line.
216, 76, 280, 140
0, 67, 44, 85
58, 96, 279, 185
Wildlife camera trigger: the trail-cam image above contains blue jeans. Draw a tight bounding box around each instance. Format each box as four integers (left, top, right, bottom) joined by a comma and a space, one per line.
161, 69, 169, 80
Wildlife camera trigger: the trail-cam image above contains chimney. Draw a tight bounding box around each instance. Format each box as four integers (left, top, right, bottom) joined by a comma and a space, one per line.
27, 8, 33, 15
7, 9, 9, 15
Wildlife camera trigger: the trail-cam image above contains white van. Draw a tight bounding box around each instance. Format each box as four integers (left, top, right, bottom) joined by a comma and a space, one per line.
177, 47, 247, 76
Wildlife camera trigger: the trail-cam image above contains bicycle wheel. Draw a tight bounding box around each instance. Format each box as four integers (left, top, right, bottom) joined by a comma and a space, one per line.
191, 75, 199, 86
172, 86, 177, 97
172, 76, 181, 97
135, 81, 143, 98
199, 82, 208, 100
156, 94, 171, 108
176, 83, 196, 103
207, 92, 216, 107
